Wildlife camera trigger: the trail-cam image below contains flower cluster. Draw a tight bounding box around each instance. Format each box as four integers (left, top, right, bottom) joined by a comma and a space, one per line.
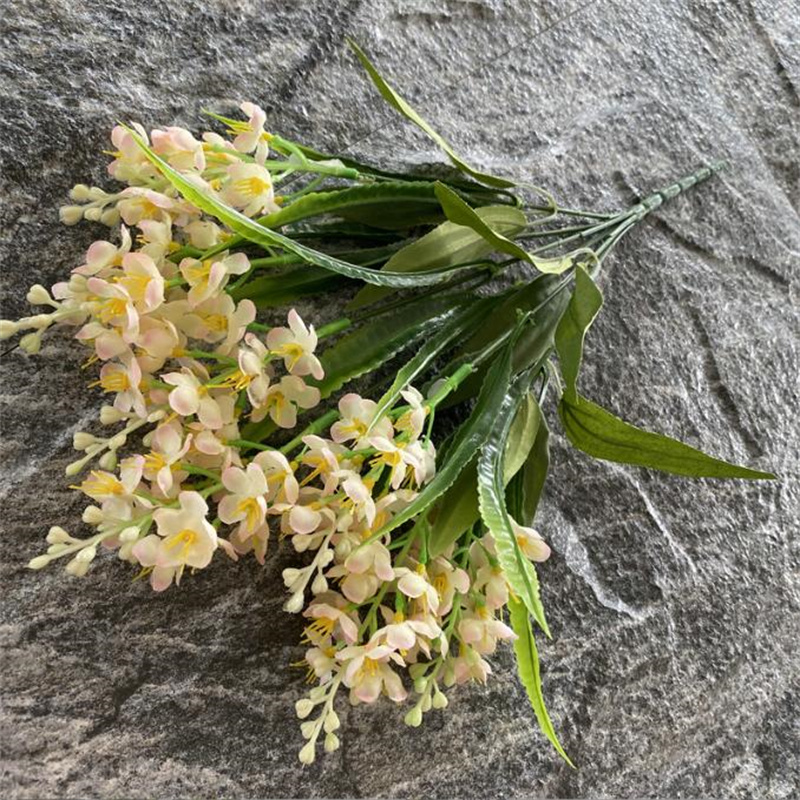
4, 100, 556, 765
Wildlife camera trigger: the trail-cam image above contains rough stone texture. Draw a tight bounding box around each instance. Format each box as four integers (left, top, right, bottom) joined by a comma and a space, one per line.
1, 0, 798, 797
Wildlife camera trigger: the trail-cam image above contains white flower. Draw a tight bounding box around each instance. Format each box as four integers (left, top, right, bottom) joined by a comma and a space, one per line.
93, 356, 147, 418
74, 227, 132, 277
266, 309, 323, 380
162, 369, 224, 429
393, 565, 440, 614
142, 421, 191, 495
221, 162, 279, 217
132, 490, 218, 591
511, 518, 551, 562
179, 252, 250, 307
151, 126, 206, 172
217, 462, 269, 536
253, 450, 299, 506
258, 376, 320, 429
233, 102, 270, 164
330, 394, 393, 450
337, 642, 407, 704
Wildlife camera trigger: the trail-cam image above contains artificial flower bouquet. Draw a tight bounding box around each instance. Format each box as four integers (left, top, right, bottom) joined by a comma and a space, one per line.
3, 41, 773, 765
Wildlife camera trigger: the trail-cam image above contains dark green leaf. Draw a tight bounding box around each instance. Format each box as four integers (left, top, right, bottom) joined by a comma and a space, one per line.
347, 39, 515, 189
427, 391, 540, 558
521, 409, 551, 526
559, 394, 775, 479
368, 298, 497, 431
478, 373, 550, 635
554, 264, 603, 400
508, 598, 574, 766
312, 295, 464, 400
230, 266, 347, 304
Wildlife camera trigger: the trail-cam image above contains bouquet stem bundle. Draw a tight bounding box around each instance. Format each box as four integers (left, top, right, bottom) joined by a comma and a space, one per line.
2, 41, 772, 765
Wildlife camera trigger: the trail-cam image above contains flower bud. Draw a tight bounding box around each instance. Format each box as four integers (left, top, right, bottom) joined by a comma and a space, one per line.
295, 698, 315, 719
29, 314, 53, 329
311, 573, 328, 594
19, 332, 42, 354
413, 677, 427, 694
100, 405, 126, 425
66, 556, 91, 577
421, 692, 432, 712
404, 705, 423, 727
324, 732, 340, 753
69, 183, 92, 201
432, 688, 448, 709
83, 206, 102, 222
46, 526, 72, 544
73, 432, 98, 451
147, 409, 166, 423
47, 543, 67, 555
100, 208, 120, 226
76, 546, 97, 563
298, 740, 316, 765
323, 710, 340, 733
59, 205, 84, 225
119, 526, 140, 543
98, 451, 117, 470
65, 456, 91, 476
300, 720, 316, 740
87, 187, 107, 201
0, 320, 19, 340
28, 555, 51, 570
82, 506, 103, 524
26, 284, 53, 306
282, 567, 302, 589
284, 590, 305, 614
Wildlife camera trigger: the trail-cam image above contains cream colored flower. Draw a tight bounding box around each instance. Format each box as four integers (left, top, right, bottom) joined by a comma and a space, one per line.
266, 309, 323, 380
221, 162, 279, 217
179, 252, 250, 307
217, 462, 269, 536
132, 490, 217, 591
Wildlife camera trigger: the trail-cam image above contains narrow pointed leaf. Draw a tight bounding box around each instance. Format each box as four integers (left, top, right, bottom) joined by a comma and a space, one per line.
508, 598, 574, 766
521, 410, 551, 526
128, 132, 484, 289
478, 375, 550, 635
428, 391, 540, 558
554, 264, 603, 400
559, 394, 775, 479
313, 296, 464, 399
348, 39, 514, 189
351, 205, 527, 308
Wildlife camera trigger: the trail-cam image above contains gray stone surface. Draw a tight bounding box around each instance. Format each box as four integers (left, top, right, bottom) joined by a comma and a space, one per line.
1, 0, 799, 797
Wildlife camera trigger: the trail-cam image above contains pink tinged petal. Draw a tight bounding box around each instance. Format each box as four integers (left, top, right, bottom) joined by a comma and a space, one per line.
217, 495, 244, 525
225, 253, 250, 275
265, 327, 292, 351
397, 572, 427, 599
373, 548, 394, 582
157, 465, 174, 496
344, 548, 372, 575
132, 534, 161, 567
338, 615, 358, 644
198, 397, 223, 430
283, 475, 300, 505
341, 573, 371, 604
381, 668, 408, 702
169, 385, 199, 416
355, 674, 383, 704
222, 466, 250, 495
289, 505, 322, 535
150, 565, 176, 592
179, 490, 209, 519
458, 618, 484, 645
387, 625, 416, 651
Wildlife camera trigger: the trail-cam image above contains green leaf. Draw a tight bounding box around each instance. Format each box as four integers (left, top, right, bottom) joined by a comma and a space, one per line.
313, 295, 464, 400
127, 131, 486, 289
434, 183, 594, 275
230, 265, 347, 305
508, 598, 574, 766
559, 394, 775, 479
554, 264, 603, 400
440, 275, 571, 408
521, 409, 551, 526
358, 334, 516, 549
351, 205, 527, 308
478, 372, 550, 635
427, 391, 540, 558
368, 298, 497, 432
263, 182, 445, 231
347, 39, 515, 189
